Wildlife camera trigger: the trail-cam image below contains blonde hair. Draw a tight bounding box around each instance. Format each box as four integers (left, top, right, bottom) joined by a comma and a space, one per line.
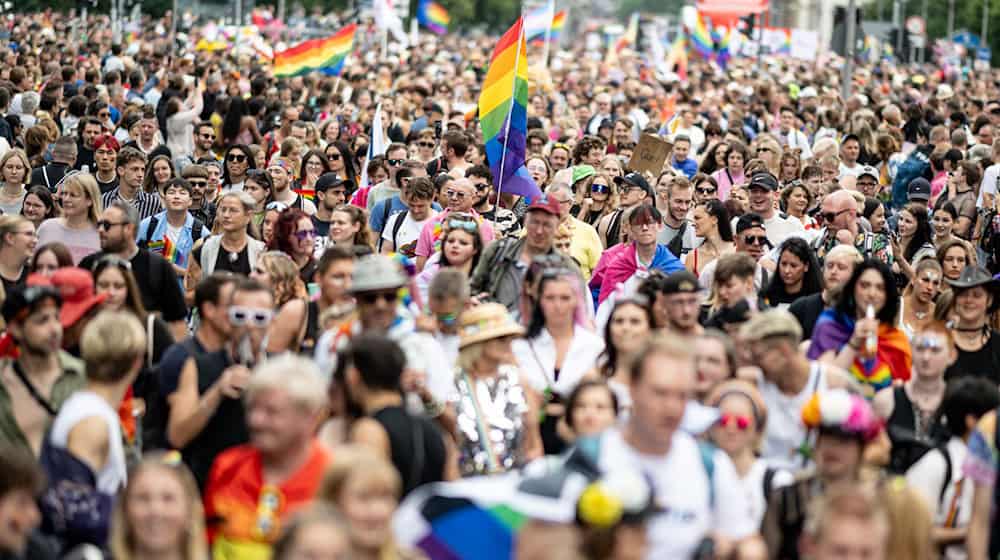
0, 214, 30, 248
457, 340, 485, 372
60, 172, 104, 225
256, 251, 307, 306
881, 478, 934, 560
319, 445, 402, 504
247, 354, 327, 414
108, 453, 208, 560
0, 149, 30, 186
81, 310, 146, 384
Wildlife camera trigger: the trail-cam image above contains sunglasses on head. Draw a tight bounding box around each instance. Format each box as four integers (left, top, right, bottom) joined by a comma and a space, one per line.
447, 218, 478, 232
914, 335, 945, 351
228, 306, 273, 327
591, 183, 610, 194
717, 413, 752, 430
358, 290, 398, 305
227, 153, 248, 163
93, 255, 132, 272
266, 201, 289, 212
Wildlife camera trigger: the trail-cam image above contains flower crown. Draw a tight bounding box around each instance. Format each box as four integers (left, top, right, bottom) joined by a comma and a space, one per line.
801, 389, 882, 443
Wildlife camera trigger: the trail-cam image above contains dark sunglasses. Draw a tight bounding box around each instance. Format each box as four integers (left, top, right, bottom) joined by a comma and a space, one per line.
358, 290, 398, 305
327, 153, 342, 161
294, 229, 317, 240
742, 235, 768, 245
188, 180, 208, 188
227, 154, 248, 163
97, 220, 127, 231
387, 159, 404, 166
696, 187, 717, 195
820, 208, 851, 223
199, 133, 216, 140
418, 142, 435, 148
591, 183, 610, 194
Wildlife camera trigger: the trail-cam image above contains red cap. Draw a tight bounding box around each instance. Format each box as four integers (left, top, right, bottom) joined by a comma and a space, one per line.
526, 194, 561, 216
93, 134, 120, 152
49, 267, 107, 329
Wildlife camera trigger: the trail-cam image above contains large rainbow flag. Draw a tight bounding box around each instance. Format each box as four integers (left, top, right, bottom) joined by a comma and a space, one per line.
273, 23, 356, 77
417, 0, 450, 35
478, 17, 541, 199
689, 11, 715, 58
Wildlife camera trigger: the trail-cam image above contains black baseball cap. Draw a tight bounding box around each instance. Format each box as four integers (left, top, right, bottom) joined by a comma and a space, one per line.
2, 285, 61, 323
748, 172, 780, 191
661, 270, 700, 295
907, 177, 931, 201
315, 172, 349, 193
614, 172, 653, 197
735, 212, 766, 234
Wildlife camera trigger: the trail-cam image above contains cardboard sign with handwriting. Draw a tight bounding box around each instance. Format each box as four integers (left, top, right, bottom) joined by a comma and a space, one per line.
628, 134, 672, 175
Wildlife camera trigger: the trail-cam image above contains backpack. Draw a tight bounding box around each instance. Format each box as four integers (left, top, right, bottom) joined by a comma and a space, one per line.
38, 433, 114, 553
390, 209, 409, 251
887, 425, 952, 506
138, 215, 205, 251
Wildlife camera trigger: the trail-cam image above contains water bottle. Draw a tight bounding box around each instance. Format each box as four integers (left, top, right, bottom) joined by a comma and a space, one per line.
81, 164, 89, 174
864, 304, 878, 358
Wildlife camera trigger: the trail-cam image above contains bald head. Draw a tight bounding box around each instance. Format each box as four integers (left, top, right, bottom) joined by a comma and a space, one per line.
821, 190, 858, 232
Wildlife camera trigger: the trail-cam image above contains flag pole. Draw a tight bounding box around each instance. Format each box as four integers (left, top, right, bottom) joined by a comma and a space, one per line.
541, 0, 554, 69
495, 13, 527, 214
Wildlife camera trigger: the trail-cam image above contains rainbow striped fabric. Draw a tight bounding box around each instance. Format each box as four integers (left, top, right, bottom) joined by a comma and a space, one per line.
477, 17, 541, 199
273, 23, 356, 77
526, 9, 566, 43
417, 0, 450, 35
689, 11, 715, 58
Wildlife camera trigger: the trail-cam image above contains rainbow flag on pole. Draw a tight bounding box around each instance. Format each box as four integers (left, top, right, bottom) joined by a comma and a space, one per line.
417, 0, 450, 35
273, 23, 356, 77
478, 17, 541, 199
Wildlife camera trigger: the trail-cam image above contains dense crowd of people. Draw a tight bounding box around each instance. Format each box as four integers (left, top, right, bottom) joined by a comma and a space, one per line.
7, 7, 1000, 560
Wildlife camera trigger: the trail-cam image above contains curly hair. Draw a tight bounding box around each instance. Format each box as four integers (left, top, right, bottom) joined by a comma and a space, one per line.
256, 251, 307, 307
332, 204, 373, 249
572, 135, 606, 164
267, 208, 311, 257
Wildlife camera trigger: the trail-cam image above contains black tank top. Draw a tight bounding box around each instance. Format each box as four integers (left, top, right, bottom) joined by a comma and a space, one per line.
299, 300, 320, 356
182, 350, 249, 490
372, 406, 446, 497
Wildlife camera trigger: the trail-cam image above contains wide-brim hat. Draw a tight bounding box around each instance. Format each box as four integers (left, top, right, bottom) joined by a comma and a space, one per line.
459, 303, 524, 349
947, 265, 1000, 290
947, 265, 1000, 312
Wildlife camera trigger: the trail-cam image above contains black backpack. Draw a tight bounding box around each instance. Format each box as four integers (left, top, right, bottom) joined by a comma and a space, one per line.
137, 215, 205, 250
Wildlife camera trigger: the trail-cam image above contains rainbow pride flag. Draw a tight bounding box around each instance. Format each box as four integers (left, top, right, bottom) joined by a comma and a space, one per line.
715, 27, 731, 68
273, 23, 356, 77
689, 11, 715, 58
665, 35, 688, 81
417, 0, 450, 35
478, 17, 541, 199
527, 9, 566, 43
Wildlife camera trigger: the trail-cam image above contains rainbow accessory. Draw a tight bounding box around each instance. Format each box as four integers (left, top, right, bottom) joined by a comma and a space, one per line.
478, 17, 542, 200
801, 389, 882, 443
550, 11, 566, 41
273, 23, 356, 77
417, 0, 450, 35
665, 35, 688, 81
715, 27, 732, 68
292, 186, 316, 201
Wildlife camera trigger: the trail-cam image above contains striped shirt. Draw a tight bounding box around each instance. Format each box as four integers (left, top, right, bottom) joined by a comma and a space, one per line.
101, 187, 163, 221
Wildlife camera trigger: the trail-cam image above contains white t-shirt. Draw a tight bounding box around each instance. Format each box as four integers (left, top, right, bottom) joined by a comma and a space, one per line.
382, 210, 434, 258
758, 363, 828, 472
512, 327, 605, 398
740, 460, 795, 527
978, 162, 1000, 207
906, 437, 971, 560
49, 391, 128, 495
596, 427, 756, 559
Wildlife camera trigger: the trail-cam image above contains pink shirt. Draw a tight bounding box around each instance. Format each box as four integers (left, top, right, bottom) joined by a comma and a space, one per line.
712, 168, 745, 201
414, 208, 496, 258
